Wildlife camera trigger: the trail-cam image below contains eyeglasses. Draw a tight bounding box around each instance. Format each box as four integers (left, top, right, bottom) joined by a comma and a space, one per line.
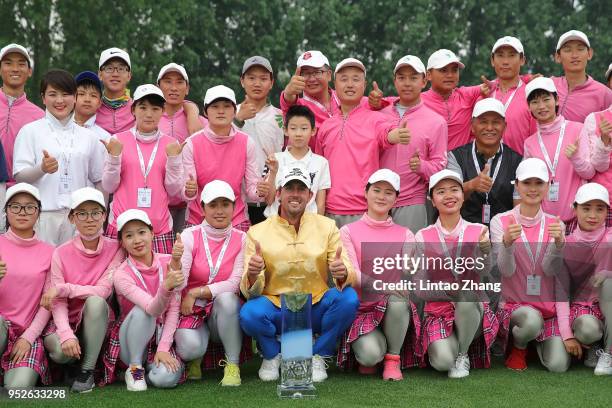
102, 65, 129, 74
302, 70, 326, 79
7, 203, 39, 215
73, 210, 105, 221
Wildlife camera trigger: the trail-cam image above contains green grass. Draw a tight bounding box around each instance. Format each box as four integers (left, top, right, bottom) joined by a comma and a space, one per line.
4, 358, 612, 408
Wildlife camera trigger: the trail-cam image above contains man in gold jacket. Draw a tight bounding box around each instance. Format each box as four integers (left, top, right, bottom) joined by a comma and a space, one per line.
239, 164, 359, 383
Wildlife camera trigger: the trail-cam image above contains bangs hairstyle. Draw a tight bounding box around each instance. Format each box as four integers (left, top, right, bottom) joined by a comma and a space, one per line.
285, 105, 315, 129
40, 69, 77, 96
527, 89, 559, 114
117, 222, 153, 241
132, 94, 166, 110
76, 79, 102, 95
365, 182, 399, 196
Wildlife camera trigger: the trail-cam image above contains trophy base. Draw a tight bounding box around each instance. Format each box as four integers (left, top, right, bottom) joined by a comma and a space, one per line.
277, 384, 316, 399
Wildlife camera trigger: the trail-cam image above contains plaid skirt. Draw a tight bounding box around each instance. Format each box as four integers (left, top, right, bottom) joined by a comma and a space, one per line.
177, 304, 253, 370
496, 303, 561, 353
337, 296, 423, 369
106, 224, 175, 254
0, 319, 50, 385
99, 318, 185, 386
570, 302, 604, 324
184, 220, 251, 233
419, 303, 499, 369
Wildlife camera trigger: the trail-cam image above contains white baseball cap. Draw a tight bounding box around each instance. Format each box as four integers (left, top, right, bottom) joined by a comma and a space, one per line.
200, 180, 236, 204
296, 50, 330, 69
574, 183, 610, 206
0, 43, 33, 67
525, 77, 557, 100
70, 187, 105, 210
5, 183, 41, 203
492, 36, 524, 54
428, 169, 464, 193
133, 84, 165, 102
204, 85, 236, 106
394, 55, 426, 75
334, 58, 366, 76
556, 30, 590, 51
368, 169, 400, 192
605, 63, 612, 81
116, 209, 152, 232
99, 47, 131, 69
515, 158, 550, 182
427, 49, 465, 70
472, 98, 506, 118
280, 165, 312, 190
157, 63, 189, 83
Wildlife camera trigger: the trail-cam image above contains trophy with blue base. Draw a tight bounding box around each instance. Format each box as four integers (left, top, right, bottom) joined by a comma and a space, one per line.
277, 277, 316, 398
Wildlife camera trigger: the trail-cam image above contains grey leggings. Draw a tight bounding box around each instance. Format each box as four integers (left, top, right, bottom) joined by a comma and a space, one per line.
0, 317, 39, 388
509, 305, 570, 373
44, 296, 109, 371
119, 306, 183, 388
599, 279, 612, 352
351, 295, 411, 367
429, 302, 483, 371
175, 292, 243, 364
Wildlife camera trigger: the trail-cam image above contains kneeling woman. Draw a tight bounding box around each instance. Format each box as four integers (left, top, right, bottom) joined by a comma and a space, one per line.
491, 158, 573, 372
337, 169, 421, 381
41, 187, 124, 393
416, 170, 498, 378
0, 184, 54, 387
175, 180, 248, 386
102, 209, 185, 391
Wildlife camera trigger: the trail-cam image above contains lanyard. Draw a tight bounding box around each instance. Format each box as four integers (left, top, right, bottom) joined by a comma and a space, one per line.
132, 130, 161, 186
302, 92, 338, 117
537, 120, 567, 179
436, 219, 466, 259
471, 142, 503, 203
519, 218, 546, 273
127, 258, 164, 293
47, 121, 76, 173
493, 79, 523, 111
202, 229, 232, 284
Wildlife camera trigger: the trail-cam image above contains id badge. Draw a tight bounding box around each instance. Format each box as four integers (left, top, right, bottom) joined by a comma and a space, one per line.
482, 204, 491, 224
58, 174, 72, 194
548, 181, 560, 202
137, 187, 152, 208
526, 275, 541, 296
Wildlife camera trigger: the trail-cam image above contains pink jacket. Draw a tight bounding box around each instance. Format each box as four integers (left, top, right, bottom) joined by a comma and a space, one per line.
553, 76, 612, 123
95, 100, 135, 135
582, 108, 612, 192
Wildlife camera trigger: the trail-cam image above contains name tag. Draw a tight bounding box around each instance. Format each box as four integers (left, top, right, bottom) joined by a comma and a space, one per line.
58, 174, 72, 194
137, 187, 152, 208
526, 275, 541, 296
482, 204, 491, 224
548, 181, 560, 202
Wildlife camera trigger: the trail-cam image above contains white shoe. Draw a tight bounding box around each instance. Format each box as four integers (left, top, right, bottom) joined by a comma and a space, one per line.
585, 346, 601, 368
594, 350, 612, 376
258, 354, 281, 381
312, 355, 328, 383
125, 366, 147, 391
448, 353, 470, 379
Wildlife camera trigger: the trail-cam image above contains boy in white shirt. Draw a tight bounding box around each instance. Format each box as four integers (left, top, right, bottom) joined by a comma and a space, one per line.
73, 71, 111, 142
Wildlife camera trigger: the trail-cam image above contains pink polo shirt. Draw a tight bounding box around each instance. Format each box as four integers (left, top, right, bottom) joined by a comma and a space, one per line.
582, 108, 612, 193
377, 99, 448, 206
0, 229, 54, 345
50, 234, 123, 343
96, 100, 135, 135
421, 85, 482, 151
552, 76, 612, 123
523, 116, 589, 222
0, 90, 44, 183
315, 105, 394, 215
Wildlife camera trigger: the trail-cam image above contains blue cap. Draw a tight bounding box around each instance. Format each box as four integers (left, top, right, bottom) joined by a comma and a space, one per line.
75, 71, 102, 92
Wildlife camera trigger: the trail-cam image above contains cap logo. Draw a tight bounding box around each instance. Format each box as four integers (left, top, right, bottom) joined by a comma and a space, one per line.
109, 51, 121, 54
302, 52, 312, 60
286, 167, 306, 179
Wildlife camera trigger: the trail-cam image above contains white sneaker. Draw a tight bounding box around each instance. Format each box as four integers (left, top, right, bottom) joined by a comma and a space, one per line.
585, 346, 601, 368
448, 353, 470, 379
125, 366, 147, 391
312, 355, 328, 383
258, 354, 281, 381
594, 350, 612, 376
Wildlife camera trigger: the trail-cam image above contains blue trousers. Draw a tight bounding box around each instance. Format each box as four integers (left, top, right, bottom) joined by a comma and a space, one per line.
239, 287, 359, 359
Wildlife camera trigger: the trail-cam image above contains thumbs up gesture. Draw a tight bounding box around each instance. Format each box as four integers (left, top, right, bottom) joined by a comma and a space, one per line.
184, 174, 198, 198
548, 216, 564, 248
170, 234, 184, 268
284, 67, 306, 98
471, 162, 493, 193
265, 152, 279, 176
165, 141, 187, 157
0, 256, 7, 281
236, 97, 258, 122
100, 137, 123, 157
409, 150, 421, 172
166, 237, 185, 291
564, 138, 579, 158
368, 81, 384, 110
387, 120, 411, 145
599, 118, 611, 146
478, 227, 491, 254
41, 150, 59, 174
480, 75, 494, 96
247, 240, 265, 280
503, 216, 522, 247
329, 246, 348, 281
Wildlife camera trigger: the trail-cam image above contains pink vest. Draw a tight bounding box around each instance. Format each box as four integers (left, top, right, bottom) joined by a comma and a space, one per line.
592, 110, 612, 192
187, 132, 248, 226
110, 130, 175, 234
95, 100, 135, 135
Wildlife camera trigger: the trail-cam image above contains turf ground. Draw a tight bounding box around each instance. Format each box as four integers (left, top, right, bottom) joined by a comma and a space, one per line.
4, 357, 612, 408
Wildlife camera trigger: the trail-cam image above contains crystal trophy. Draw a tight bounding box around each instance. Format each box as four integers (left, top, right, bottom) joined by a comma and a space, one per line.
277, 277, 316, 398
